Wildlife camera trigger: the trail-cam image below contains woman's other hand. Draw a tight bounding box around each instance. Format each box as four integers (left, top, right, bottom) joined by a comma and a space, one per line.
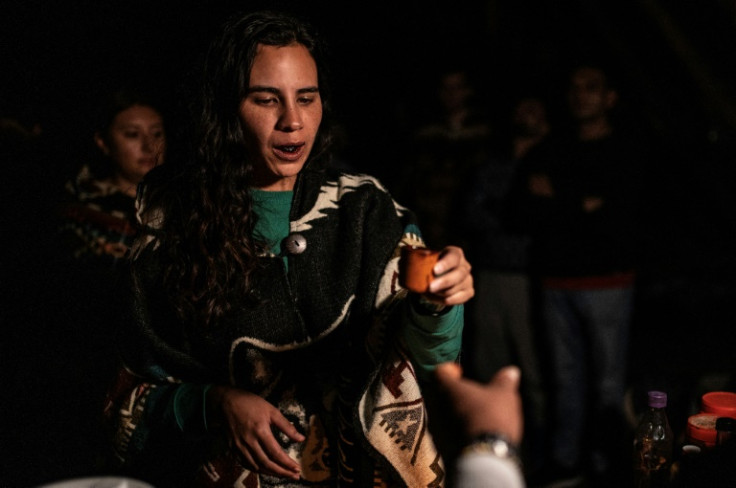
426, 246, 474, 305
207, 386, 304, 480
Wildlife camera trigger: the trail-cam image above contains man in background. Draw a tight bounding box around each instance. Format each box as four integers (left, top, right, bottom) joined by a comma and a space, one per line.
506, 62, 644, 487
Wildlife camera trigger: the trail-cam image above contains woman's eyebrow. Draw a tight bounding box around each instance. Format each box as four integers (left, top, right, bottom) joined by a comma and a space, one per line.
246, 86, 279, 94
246, 86, 319, 94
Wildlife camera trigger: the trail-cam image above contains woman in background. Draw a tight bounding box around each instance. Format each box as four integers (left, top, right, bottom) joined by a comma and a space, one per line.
58, 88, 166, 266
44, 89, 167, 480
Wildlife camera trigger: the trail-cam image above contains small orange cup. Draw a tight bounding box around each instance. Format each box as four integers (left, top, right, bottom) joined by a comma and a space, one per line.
399, 246, 440, 293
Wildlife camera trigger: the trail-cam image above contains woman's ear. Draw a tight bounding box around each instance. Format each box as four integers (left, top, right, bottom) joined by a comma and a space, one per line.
94, 132, 110, 156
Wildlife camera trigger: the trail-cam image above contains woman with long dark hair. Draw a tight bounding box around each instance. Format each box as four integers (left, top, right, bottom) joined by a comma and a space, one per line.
104, 10, 473, 487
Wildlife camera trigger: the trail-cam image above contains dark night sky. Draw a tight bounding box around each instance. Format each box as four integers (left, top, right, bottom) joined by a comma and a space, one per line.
1, 1, 498, 149
3, 0, 736, 275
5, 1, 736, 155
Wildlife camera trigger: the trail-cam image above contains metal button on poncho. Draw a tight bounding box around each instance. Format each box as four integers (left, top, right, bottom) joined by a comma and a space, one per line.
283, 233, 307, 255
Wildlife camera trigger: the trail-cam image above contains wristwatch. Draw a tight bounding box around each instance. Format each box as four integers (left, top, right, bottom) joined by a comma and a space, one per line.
461, 432, 522, 467
410, 294, 450, 316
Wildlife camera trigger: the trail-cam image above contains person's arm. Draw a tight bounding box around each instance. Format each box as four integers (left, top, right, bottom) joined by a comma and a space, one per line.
112, 252, 297, 477
107, 362, 305, 481
104, 256, 213, 469
107, 359, 306, 482
401, 297, 464, 381
398, 245, 473, 381
502, 145, 568, 236
103, 369, 210, 467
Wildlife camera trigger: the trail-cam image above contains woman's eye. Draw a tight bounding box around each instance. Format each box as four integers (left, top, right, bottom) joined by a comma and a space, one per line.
254, 97, 277, 105
298, 97, 314, 105
123, 131, 139, 138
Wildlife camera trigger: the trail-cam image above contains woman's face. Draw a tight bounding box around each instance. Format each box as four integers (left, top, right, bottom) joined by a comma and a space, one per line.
95, 104, 166, 188
239, 42, 322, 191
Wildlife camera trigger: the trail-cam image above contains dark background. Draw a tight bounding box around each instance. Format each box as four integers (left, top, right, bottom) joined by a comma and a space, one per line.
3, 1, 736, 267
4, 0, 736, 164
2, 0, 736, 485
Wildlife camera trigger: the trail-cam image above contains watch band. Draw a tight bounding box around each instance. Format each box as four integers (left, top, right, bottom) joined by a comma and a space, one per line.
410, 294, 450, 316
461, 432, 522, 467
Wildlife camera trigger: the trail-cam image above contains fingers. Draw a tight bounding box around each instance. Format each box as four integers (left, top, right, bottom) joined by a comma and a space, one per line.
426, 246, 474, 305
259, 429, 302, 479
235, 431, 302, 480
219, 388, 304, 480
492, 365, 521, 390
432, 246, 465, 276
435, 362, 463, 381
234, 423, 302, 480
436, 364, 521, 391
233, 437, 259, 472
428, 273, 474, 305
432, 364, 525, 444
271, 413, 306, 443
434, 363, 475, 404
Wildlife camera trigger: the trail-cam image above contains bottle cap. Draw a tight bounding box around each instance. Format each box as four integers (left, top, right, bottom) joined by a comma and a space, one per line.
701, 392, 736, 417
648, 390, 667, 408
716, 417, 736, 432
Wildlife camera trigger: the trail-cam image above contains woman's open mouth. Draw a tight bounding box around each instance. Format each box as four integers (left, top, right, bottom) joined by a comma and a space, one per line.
274, 143, 306, 161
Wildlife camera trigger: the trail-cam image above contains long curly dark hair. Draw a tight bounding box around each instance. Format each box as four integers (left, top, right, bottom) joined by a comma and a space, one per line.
138, 10, 333, 328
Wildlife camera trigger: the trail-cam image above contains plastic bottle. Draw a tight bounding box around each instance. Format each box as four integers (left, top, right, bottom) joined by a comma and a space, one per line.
633, 391, 674, 487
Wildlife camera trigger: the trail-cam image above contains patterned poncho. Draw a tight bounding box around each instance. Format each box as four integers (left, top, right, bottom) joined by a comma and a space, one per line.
58, 165, 137, 265
104, 166, 456, 487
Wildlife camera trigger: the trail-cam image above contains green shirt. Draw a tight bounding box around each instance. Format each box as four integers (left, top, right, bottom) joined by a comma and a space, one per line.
252, 189, 293, 258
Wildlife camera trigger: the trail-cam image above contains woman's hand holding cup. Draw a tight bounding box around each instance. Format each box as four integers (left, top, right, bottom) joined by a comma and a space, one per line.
400, 245, 474, 306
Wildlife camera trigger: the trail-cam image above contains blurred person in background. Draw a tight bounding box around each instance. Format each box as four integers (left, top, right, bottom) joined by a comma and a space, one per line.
459, 93, 551, 479
396, 66, 492, 249
506, 61, 644, 487
58, 87, 166, 268
24, 88, 169, 483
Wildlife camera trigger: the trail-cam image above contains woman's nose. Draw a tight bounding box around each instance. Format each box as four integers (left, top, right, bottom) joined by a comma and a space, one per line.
141, 135, 153, 152
278, 105, 303, 131
141, 134, 162, 153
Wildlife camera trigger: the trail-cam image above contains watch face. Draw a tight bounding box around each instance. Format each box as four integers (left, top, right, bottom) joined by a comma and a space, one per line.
462, 433, 520, 465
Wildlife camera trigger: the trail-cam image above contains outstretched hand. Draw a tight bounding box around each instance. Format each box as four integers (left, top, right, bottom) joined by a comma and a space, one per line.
208, 386, 304, 480
425, 362, 523, 468
434, 363, 523, 445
